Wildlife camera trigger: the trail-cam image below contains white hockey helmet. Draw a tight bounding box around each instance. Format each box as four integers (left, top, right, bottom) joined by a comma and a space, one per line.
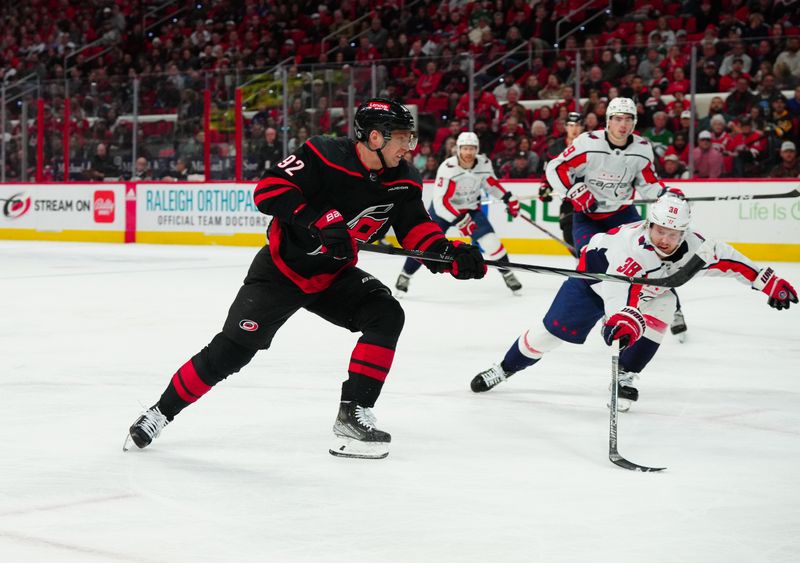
607, 96, 638, 127
646, 194, 691, 255
456, 131, 479, 148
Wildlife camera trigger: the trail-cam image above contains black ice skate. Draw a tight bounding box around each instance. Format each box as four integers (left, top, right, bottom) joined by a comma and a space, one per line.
330, 401, 391, 459
502, 271, 522, 295
471, 364, 512, 392
123, 405, 169, 451
394, 273, 411, 297
670, 309, 687, 343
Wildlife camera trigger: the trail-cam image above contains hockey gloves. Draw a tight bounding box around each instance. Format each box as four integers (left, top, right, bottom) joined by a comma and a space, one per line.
296, 206, 357, 262
566, 182, 596, 213
502, 192, 520, 217
538, 182, 554, 202
454, 213, 477, 237
602, 306, 647, 350
427, 241, 487, 280
753, 267, 798, 310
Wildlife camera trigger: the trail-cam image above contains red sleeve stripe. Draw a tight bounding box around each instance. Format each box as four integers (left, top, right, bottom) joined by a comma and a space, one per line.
305, 140, 363, 178
708, 259, 758, 281
401, 222, 446, 251
627, 283, 643, 307
442, 179, 461, 218
644, 314, 668, 334
556, 152, 587, 190
576, 247, 588, 272
383, 178, 422, 189
641, 162, 664, 187
254, 186, 295, 205
351, 342, 395, 370
486, 176, 506, 193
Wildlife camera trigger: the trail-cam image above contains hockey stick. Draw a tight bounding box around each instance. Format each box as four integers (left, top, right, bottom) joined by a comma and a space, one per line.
517, 212, 577, 256
631, 188, 800, 204
609, 340, 666, 472
358, 243, 707, 288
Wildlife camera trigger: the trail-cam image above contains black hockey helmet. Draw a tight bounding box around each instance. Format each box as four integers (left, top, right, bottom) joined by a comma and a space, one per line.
566, 111, 582, 124
354, 98, 417, 149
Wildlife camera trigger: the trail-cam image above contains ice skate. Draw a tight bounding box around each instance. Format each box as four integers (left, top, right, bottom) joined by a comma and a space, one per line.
330, 401, 391, 459
123, 405, 169, 451
609, 371, 639, 413
670, 309, 687, 343
502, 271, 522, 295
394, 272, 411, 298
471, 363, 512, 392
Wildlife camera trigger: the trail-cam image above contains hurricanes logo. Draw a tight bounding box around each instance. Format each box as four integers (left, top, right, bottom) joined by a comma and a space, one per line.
1, 192, 32, 219
347, 203, 394, 242
239, 319, 259, 332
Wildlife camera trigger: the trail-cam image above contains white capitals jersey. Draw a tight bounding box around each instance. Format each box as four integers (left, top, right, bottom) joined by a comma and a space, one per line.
582, 221, 763, 317
545, 130, 665, 218
432, 155, 508, 222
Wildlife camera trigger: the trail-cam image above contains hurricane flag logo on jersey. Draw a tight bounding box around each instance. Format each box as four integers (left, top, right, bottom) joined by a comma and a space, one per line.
347, 203, 394, 243
1, 192, 32, 219
239, 319, 259, 332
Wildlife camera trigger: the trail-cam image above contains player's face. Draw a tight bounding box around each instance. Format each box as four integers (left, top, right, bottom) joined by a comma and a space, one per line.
382, 130, 417, 167
649, 224, 683, 255
458, 145, 478, 166
607, 114, 634, 143
566, 122, 582, 138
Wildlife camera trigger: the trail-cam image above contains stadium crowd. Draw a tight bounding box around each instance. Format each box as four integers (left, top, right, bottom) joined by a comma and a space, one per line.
1, 0, 799, 181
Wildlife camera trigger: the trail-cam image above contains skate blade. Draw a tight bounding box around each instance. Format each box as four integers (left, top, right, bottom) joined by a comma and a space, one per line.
122, 434, 136, 452
608, 399, 632, 413
675, 331, 687, 343
329, 436, 389, 459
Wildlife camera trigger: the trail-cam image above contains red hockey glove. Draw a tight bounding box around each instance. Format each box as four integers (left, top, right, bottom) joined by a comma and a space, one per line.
502, 192, 520, 217
302, 208, 356, 261
566, 182, 596, 213
454, 213, 477, 237
538, 182, 554, 202
752, 267, 798, 310
602, 306, 647, 349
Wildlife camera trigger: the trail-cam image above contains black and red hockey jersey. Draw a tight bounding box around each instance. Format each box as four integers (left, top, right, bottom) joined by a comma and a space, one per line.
253, 135, 447, 293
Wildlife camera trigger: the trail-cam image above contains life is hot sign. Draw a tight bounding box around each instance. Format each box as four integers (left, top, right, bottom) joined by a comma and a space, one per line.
0, 184, 125, 233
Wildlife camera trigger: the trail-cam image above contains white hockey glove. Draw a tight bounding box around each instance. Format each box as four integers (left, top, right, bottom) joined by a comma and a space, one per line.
454, 213, 477, 237
566, 182, 596, 213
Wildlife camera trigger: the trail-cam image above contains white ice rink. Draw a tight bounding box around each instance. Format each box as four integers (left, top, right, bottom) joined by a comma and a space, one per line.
1, 240, 799, 563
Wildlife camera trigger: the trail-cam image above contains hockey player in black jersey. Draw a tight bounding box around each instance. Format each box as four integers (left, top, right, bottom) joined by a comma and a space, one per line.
124, 99, 487, 459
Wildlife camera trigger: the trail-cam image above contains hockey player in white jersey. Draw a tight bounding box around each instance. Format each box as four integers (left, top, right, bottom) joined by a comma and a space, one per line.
395, 131, 523, 295
543, 97, 689, 339
469, 194, 797, 410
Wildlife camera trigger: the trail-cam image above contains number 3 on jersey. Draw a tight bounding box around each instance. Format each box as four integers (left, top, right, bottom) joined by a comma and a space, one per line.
277, 155, 305, 176
616, 257, 642, 277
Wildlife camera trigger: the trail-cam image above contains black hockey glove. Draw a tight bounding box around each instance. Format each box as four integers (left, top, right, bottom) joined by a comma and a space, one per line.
294, 206, 356, 261
427, 241, 487, 280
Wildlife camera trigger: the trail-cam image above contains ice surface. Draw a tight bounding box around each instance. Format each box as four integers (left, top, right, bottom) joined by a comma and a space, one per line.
1, 240, 799, 562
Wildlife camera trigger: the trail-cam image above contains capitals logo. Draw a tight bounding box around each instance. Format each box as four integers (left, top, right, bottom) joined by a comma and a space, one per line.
1, 192, 32, 219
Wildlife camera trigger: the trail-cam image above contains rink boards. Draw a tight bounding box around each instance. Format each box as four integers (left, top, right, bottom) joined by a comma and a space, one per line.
1, 180, 798, 261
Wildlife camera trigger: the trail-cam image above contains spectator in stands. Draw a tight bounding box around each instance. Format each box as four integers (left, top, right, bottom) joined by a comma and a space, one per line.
86, 143, 120, 181
660, 153, 690, 179
693, 130, 725, 178
648, 66, 669, 92
454, 83, 501, 124
473, 117, 496, 157
415, 61, 444, 100
492, 73, 519, 104
721, 42, 753, 76
259, 127, 282, 173
697, 61, 721, 93
770, 96, 798, 143
538, 74, 563, 100
421, 155, 438, 180
519, 75, 541, 100
637, 47, 663, 83
366, 17, 389, 51
161, 158, 191, 181
529, 120, 550, 158
665, 67, 690, 96
131, 157, 153, 181
725, 77, 758, 117
412, 141, 432, 174
583, 112, 600, 133
664, 132, 690, 166
643, 111, 673, 159
756, 74, 783, 119
287, 126, 309, 154
600, 49, 625, 83
768, 141, 800, 178
727, 116, 767, 177
774, 37, 800, 88
649, 16, 677, 50
788, 86, 800, 116
583, 65, 610, 97
502, 150, 538, 179
719, 57, 752, 91
493, 132, 519, 171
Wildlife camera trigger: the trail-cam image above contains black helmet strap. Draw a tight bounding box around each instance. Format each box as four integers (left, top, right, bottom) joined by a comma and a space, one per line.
363, 130, 389, 169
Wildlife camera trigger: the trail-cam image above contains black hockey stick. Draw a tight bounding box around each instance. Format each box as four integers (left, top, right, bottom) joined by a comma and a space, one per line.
631, 188, 800, 204
517, 212, 577, 256
358, 243, 707, 288
609, 341, 665, 472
